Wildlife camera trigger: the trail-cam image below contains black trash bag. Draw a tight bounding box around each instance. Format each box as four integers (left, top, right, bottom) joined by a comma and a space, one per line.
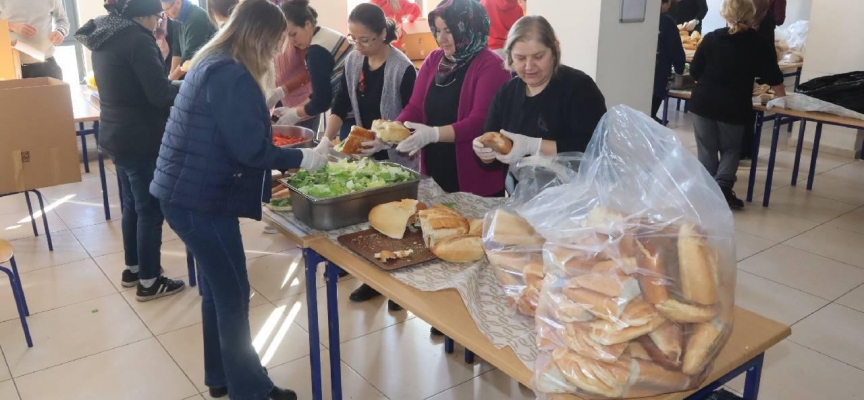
797, 71, 864, 114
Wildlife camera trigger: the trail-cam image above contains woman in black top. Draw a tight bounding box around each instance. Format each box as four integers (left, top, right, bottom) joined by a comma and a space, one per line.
476, 16, 606, 169
689, 0, 785, 209
323, 3, 416, 144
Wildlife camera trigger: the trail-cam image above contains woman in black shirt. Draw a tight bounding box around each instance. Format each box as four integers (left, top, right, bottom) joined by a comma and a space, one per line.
323, 4, 416, 144
689, 0, 785, 209
476, 16, 606, 169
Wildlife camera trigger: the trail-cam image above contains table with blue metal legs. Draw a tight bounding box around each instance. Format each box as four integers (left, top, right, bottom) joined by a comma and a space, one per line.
0, 190, 54, 251
756, 107, 864, 207
301, 235, 790, 400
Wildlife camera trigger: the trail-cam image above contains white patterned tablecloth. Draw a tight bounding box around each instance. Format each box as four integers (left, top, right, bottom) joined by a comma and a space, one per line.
270, 179, 539, 368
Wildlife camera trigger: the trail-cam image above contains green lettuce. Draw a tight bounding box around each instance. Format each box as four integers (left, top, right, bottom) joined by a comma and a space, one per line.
287, 158, 415, 199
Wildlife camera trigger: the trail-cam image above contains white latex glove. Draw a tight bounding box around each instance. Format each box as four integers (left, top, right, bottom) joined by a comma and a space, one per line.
359, 138, 390, 157
274, 107, 301, 126
396, 122, 439, 156
266, 87, 285, 109
495, 130, 542, 165
472, 137, 497, 163
315, 136, 333, 154
299, 148, 327, 171
684, 19, 699, 32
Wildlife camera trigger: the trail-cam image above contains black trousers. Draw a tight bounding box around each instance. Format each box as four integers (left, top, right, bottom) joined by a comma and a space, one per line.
651, 96, 665, 122
21, 57, 63, 80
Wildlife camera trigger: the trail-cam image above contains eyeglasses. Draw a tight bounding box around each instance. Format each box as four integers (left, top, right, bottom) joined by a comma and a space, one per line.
162, 0, 178, 11
347, 35, 378, 46
156, 12, 166, 22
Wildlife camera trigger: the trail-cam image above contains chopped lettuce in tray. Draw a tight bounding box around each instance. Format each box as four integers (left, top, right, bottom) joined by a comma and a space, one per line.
287, 158, 415, 199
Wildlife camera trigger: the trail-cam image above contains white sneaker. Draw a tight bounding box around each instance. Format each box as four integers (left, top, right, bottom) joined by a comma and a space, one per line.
263, 225, 279, 234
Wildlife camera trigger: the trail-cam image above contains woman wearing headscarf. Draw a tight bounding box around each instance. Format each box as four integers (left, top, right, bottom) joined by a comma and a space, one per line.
76, 0, 185, 299
396, 0, 511, 197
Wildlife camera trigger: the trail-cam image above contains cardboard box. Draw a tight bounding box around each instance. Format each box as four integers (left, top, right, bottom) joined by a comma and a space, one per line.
0, 78, 81, 194
0, 20, 23, 80
401, 19, 439, 61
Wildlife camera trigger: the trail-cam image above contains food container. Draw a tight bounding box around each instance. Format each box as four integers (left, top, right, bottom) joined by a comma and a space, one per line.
272, 125, 315, 148
280, 163, 421, 231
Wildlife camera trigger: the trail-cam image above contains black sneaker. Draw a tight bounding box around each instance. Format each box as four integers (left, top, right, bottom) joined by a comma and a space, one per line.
136, 276, 186, 302
266, 386, 297, 400
388, 300, 404, 311
349, 284, 381, 302
721, 187, 744, 210
121, 269, 139, 288
337, 269, 350, 278
430, 327, 444, 336
208, 387, 228, 398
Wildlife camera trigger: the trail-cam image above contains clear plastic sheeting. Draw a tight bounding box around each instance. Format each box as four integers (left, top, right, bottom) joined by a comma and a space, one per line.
768, 93, 864, 120
512, 106, 736, 399
482, 153, 583, 319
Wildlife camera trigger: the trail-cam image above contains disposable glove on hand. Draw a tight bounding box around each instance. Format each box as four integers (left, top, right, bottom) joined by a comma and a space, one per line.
396, 122, 439, 156
299, 148, 327, 171
495, 130, 542, 165
315, 136, 333, 154
472, 137, 497, 163
360, 138, 390, 157
274, 107, 301, 126
684, 19, 699, 32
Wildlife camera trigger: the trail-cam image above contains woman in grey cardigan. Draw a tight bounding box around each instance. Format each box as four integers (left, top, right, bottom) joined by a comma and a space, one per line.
323, 2, 417, 307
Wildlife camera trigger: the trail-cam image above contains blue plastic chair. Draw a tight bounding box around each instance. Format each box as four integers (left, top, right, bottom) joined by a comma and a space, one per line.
0, 240, 33, 347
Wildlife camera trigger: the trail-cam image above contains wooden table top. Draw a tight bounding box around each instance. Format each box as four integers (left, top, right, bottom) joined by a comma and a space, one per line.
71, 90, 100, 123
262, 208, 321, 249
308, 236, 791, 400
768, 106, 864, 128
666, 90, 768, 112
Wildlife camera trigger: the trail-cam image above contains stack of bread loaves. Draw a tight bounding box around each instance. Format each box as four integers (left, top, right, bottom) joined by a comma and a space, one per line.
532, 206, 731, 398
483, 209, 547, 316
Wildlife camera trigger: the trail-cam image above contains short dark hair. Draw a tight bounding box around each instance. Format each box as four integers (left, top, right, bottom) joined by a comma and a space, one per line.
207, 0, 238, 26
350, 3, 398, 44
280, 0, 318, 27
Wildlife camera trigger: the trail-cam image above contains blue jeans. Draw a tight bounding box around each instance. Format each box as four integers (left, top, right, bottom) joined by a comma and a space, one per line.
111, 156, 162, 280
161, 203, 273, 399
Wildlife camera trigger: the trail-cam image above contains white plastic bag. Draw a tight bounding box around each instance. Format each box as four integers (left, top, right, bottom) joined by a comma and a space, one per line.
518, 106, 736, 399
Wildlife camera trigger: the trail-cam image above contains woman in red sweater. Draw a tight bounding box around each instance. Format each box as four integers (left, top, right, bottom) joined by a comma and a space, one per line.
370, 0, 421, 50
481, 0, 525, 53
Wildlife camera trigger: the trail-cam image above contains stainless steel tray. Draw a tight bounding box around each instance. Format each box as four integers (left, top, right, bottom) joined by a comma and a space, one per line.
279, 162, 421, 231
272, 125, 315, 148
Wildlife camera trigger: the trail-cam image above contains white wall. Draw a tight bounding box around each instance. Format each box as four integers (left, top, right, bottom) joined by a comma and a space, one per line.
596, 0, 660, 114
703, 0, 813, 33
795, 0, 864, 157
528, 0, 602, 79
312, 0, 349, 34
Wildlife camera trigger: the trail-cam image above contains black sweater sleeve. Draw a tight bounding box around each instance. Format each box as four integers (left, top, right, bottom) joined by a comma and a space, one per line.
696, 0, 709, 20
690, 34, 709, 81
304, 45, 336, 116
664, 17, 687, 75
559, 76, 606, 154
131, 35, 179, 108
400, 65, 417, 108
330, 72, 350, 120
758, 36, 785, 86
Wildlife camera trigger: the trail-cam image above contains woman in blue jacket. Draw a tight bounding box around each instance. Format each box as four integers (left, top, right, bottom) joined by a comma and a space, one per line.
149, 1, 328, 399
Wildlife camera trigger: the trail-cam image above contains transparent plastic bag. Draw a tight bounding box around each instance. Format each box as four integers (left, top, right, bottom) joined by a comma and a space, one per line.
785, 20, 809, 52
519, 106, 736, 399
482, 153, 583, 318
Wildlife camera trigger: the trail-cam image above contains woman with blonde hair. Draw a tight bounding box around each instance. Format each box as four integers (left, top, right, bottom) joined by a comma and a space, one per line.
150, 1, 328, 399
688, 0, 785, 210
474, 15, 606, 189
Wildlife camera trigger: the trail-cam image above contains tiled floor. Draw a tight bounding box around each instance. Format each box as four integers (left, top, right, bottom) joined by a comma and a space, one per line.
1, 111, 863, 399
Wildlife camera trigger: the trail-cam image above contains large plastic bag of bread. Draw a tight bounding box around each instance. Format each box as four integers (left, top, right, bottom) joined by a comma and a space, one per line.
520, 105, 735, 399
482, 154, 583, 318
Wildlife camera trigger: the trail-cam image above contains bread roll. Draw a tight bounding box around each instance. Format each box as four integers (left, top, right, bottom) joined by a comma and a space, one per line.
368, 199, 420, 240
468, 218, 483, 236
517, 285, 540, 316
564, 323, 628, 363
618, 298, 660, 327
678, 224, 719, 305
570, 270, 641, 300
341, 126, 376, 155
552, 348, 630, 398
656, 298, 718, 323
524, 261, 545, 288
486, 251, 541, 274
583, 207, 627, 233
591, 258, 638, 275
554, 296, 595, 323
546, 245, 602, 272
419, 209, 469, 248
635, 239, 670, 304
588, 315, 666, 346
372, 119, 411, 143
682, 322, 722, 375
631, 359, 692, 392
432, 235, 484, 263
628, 342, 652, 360
488, 209, 545, 246
563, 287, 626, 321
535, 361, 574, 394
646, 322, 683, 367
478, 132, 514, 154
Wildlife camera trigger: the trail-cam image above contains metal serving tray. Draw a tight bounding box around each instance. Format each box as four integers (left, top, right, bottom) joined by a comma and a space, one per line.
272, 125, 315, 148
279, 162, 421, 231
